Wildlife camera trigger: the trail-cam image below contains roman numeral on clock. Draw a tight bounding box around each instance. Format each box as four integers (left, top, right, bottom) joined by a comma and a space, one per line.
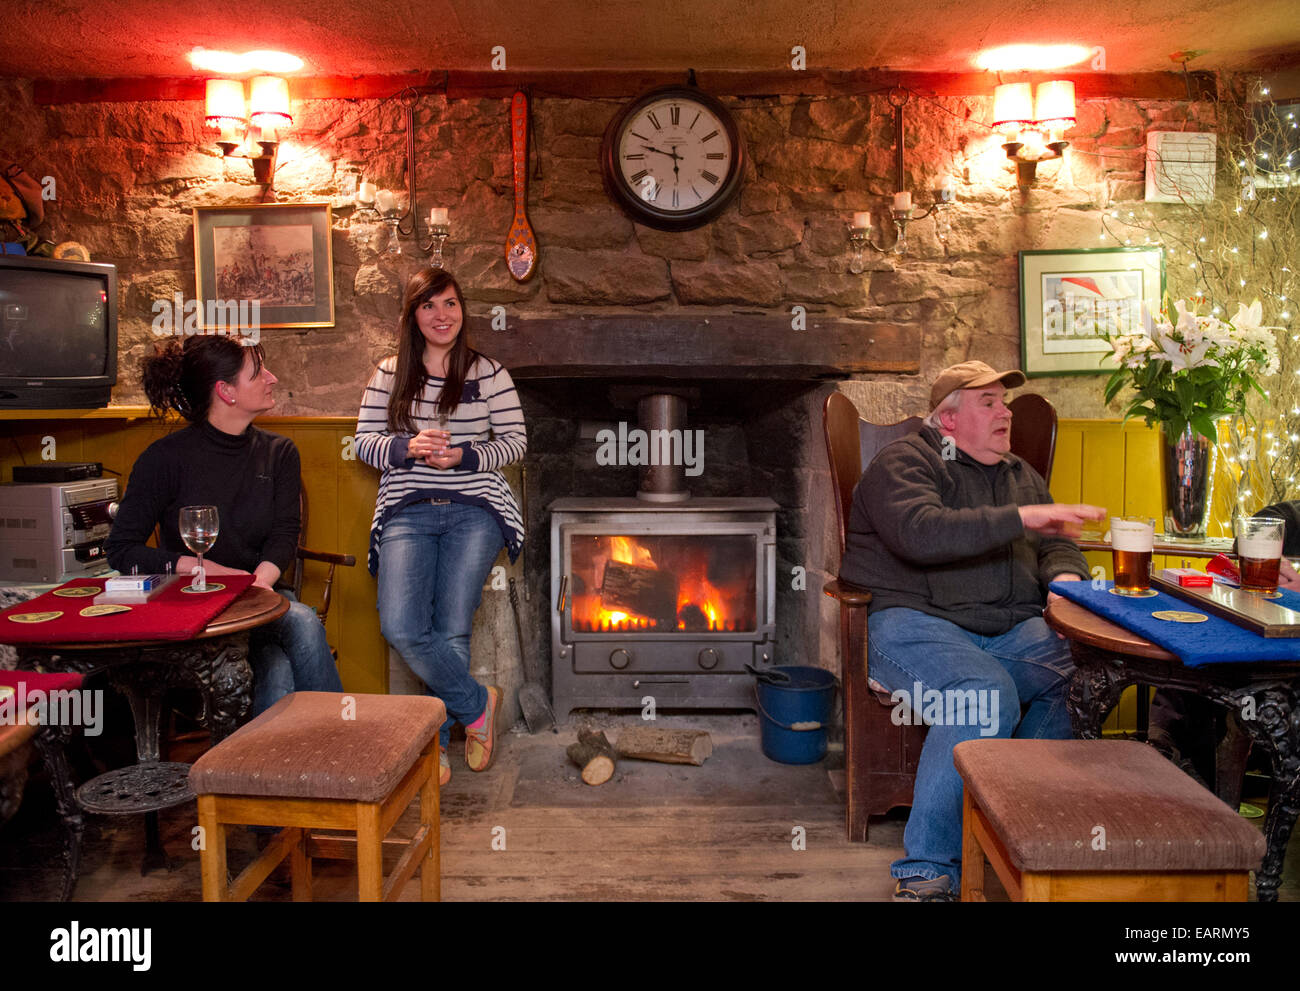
624, 153, 645, 160
630, 169, 649, 183
647, 111, 662, 130
670, 105, 680, 125
701, 170, 720, 185
706, 152, 725, 160
702, 129, 719, 142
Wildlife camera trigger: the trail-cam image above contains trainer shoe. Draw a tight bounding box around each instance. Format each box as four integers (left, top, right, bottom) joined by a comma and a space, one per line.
439, 746, 450, 787
892, 874, 957, 902
464, 685, 501, 772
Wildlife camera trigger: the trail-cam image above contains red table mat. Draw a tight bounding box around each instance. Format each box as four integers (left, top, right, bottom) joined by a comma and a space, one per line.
0, 575, 256, 645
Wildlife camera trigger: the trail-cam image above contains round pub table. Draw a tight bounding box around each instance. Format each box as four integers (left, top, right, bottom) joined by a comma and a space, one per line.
14, 586, 288, 878
1045, 596, 1300, 903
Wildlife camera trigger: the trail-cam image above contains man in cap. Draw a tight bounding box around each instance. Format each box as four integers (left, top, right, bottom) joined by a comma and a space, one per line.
839, 360, 1106, 901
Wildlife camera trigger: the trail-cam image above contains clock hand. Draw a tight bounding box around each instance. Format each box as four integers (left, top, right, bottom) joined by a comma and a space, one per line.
641, 143, 684, 162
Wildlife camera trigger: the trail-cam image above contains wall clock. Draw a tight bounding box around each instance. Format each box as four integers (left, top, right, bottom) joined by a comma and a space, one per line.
600, 85, 746, 231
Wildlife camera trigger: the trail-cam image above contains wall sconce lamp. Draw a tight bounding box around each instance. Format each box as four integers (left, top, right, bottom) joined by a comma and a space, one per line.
204, 75, 293, 185
993, 80, 1075, 185
422, 207, 451, 268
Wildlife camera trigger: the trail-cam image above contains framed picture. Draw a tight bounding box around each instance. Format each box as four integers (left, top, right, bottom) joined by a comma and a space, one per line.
1019, 247, 1165, 376
193, 202, 335, 330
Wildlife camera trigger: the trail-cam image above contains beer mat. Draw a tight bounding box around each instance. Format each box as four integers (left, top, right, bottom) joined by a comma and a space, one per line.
1049, 580, 1300, 667
0, 575, 256, 645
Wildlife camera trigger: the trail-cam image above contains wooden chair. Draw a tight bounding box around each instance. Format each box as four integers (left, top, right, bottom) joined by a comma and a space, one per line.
822, 389, 1059, 842
290, 486, 357, 637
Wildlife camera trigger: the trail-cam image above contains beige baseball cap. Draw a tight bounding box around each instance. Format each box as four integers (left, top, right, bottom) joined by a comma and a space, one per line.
929, 360, 1026, 410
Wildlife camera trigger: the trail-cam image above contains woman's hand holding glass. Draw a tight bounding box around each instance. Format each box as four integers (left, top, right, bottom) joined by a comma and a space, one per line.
410, 426, 461, 469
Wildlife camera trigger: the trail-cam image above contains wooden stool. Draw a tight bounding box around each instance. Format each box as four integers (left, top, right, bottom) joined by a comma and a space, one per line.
954, 739, 1265, 902
189, 691, 445, 902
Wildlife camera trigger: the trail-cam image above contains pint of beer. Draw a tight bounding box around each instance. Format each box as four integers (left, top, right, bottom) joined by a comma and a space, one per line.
1238, 517, 1285, 594
1111, 517, 1155, 595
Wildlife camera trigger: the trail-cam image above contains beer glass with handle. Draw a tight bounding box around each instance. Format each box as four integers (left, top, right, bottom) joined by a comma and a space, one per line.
179, 505, 219, 591
1238, 517, 1285, 595
1111, 516, 1155, 596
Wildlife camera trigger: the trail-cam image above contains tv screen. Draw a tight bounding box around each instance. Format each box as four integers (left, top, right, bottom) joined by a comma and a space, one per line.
0, 255, 117, 408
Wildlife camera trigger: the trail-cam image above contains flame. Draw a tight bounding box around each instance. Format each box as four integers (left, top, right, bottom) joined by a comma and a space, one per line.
571, 534, 748, 633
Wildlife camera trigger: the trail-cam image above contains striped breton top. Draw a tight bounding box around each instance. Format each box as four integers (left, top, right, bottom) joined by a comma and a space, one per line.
355, 352, 527, 574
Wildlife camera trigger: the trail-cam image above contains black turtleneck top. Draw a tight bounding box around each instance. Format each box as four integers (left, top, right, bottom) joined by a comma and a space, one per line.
105, 419, 302, 579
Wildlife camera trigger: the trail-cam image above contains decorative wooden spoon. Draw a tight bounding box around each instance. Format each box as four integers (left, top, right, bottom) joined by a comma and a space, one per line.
505, 90, 538, 281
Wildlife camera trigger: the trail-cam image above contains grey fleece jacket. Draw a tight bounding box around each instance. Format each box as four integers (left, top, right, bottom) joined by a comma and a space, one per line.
838, 425, 1090, 636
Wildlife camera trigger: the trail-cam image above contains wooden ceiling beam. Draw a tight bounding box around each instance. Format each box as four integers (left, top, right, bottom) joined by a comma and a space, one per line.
33, 68, 1218, 105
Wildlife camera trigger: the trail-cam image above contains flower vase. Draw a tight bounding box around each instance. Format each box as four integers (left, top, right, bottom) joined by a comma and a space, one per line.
1161, 423, 1217, 539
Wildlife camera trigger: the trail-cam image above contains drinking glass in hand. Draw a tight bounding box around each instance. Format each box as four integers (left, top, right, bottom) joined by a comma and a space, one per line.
1238, 516, 1285, 595
179, 505, 219, 591
1111, 516, 1154, 596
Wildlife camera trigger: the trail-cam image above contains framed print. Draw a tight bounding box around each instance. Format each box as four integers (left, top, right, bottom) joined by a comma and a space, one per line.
193, 202, 335, 329
1019, 247, 1165, 376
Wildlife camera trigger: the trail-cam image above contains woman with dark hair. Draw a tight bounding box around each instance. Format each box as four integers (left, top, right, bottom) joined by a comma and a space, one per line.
356, 268, 526, 786
105, 334, 342, 715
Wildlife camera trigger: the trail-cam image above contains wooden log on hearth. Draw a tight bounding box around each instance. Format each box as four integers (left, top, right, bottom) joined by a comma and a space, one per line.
600, 560, 679, 623
615, 727, 713, 766
566, 729, 617, 786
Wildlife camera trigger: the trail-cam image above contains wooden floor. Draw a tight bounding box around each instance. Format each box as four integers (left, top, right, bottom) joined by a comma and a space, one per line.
2, 712, 1296, 902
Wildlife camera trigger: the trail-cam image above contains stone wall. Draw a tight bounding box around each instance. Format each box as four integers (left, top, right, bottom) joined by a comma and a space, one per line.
0, 78, 1211, 706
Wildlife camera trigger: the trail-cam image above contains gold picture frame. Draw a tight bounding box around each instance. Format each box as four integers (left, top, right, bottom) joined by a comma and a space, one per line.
193, 202, 335, 330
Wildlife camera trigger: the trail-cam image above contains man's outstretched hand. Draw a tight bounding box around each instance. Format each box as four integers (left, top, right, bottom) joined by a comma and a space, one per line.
1019, 503, 1107, 538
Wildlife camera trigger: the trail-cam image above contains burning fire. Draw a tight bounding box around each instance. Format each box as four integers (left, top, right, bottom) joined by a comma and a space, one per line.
571, 534, 746, 633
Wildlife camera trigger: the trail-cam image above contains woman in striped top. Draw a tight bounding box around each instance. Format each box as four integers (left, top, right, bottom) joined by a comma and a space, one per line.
356, 268, 526, 784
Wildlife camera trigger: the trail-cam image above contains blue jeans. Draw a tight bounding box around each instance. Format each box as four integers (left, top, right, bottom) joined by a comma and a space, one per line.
248, 590, 343, 716
867, 607, 1075, 888
377, 501, 504, 746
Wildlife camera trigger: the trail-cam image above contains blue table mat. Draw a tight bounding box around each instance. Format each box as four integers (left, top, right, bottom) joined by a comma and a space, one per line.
1049, 580, 1300, 667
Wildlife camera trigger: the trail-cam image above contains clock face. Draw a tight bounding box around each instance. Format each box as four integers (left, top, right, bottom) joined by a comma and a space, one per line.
602, 87, 745, 231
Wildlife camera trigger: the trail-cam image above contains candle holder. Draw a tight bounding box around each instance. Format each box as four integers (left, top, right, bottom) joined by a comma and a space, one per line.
379, 206, 405, 255
421, 223, 451, 268
847, 185, 955, 264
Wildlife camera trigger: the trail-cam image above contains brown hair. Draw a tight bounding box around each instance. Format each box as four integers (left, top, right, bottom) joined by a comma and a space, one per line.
142, 335, 264, 421
387, 268, 475, 434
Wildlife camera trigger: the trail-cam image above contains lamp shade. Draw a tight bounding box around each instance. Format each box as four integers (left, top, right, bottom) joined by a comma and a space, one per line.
992, 82, 1035, 129
249, 75, 292, 127
204, 78, 247, 125
1034, 80, 1076, 129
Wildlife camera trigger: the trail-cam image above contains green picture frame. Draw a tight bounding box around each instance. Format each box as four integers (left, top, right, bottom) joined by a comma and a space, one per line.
193, 202, 335, 330
1019, 247, 1165, 377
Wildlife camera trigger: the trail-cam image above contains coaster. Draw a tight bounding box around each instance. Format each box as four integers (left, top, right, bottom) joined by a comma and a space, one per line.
181, 583, 226, 594
79, 604, 133, 617
1152, 610, 1209, 623
53, 586, 101, 598
1243, 589, 1283, 599
6, 611, 64, 623
1108, 587, 1158, 598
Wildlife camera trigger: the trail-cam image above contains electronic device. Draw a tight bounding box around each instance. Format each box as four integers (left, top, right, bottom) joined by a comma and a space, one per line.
0, 255, 118, 409
12, 461, 103, 483
0, 477, 118, 583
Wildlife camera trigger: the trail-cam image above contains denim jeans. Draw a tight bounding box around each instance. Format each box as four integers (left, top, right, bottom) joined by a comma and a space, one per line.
377, 501, 504, 746
867, 606, 1075, 888
248, 590, 343, 716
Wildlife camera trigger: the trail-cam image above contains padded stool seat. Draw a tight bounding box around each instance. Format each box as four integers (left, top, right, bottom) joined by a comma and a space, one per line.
954, 739, 1265, 901
189, 691, 445, 902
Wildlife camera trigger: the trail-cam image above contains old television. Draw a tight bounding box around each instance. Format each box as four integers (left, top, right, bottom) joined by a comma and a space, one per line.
0, 254, 118, 408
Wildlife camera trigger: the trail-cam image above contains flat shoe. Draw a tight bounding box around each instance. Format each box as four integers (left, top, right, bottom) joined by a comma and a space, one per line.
465, 685, 501, 772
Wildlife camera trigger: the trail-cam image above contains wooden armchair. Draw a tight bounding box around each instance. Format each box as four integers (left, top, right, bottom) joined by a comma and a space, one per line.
289, 487, 357, 655
822, 390, 1058, 842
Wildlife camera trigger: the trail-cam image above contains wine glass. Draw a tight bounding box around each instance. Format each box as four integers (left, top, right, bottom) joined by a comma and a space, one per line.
179, 505, 219, 591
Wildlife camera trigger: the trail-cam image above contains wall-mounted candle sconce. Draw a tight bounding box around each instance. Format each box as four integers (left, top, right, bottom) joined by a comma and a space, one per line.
204, 75, 292, 185
848, 178, 955, 269
993, 79, 1075, 185
421, 207, 451, 268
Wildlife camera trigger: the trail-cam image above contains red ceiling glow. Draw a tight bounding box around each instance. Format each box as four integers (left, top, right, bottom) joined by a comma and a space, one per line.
189, 47, 304, 74
974, 45, 1091, 71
